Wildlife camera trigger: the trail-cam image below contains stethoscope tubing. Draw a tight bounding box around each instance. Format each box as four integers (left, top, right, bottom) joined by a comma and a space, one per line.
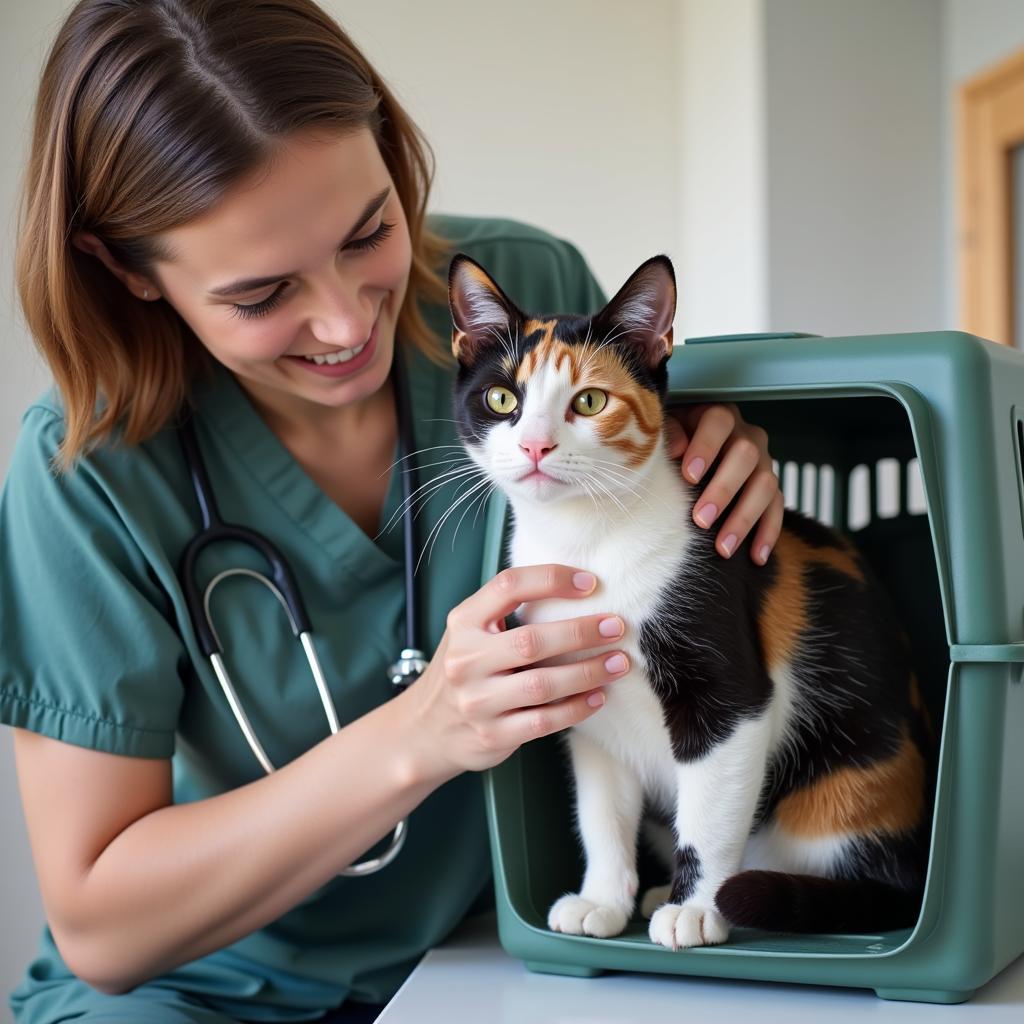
175, 360, 420, 876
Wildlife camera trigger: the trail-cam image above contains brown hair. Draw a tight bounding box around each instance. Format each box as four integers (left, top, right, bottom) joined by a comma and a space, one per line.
15, 0, 450, 466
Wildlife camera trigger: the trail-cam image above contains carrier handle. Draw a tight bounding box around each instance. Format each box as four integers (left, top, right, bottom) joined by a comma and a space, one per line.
684, 332, 820, 345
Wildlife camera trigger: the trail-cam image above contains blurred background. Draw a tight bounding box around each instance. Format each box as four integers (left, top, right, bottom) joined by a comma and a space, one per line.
1, 0, 1023, 1014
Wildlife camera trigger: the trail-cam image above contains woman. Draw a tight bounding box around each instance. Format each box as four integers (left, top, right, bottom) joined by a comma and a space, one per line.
0, 1, 783, 1021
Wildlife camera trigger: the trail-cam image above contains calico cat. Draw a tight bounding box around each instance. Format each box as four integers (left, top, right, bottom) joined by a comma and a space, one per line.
447, 252, 932, 948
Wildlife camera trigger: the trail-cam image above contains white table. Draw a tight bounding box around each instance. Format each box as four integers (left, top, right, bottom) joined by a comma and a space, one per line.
380, 914, 1024, 1022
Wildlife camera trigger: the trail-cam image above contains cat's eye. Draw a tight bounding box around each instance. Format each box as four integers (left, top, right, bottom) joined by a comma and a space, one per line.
485, 386, 519, 415
572, 388, 608, 416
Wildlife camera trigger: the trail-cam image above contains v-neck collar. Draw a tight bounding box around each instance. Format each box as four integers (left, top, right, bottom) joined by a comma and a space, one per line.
193, 351, 438, 580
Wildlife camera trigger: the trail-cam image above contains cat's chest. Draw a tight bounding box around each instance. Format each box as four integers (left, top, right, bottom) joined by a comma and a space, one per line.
509, 511, 692, 634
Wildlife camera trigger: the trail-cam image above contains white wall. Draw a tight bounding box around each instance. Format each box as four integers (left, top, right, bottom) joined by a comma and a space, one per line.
672, 0, 947, 341
764, 0, 946, 337
335, 0, 678, 303
675, 0, 767, 338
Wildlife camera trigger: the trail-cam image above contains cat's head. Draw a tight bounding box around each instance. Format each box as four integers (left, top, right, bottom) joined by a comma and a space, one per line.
448, 253, 676, 506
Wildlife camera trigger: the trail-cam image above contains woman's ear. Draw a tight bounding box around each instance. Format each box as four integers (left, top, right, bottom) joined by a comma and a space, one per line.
593, 255, 676, 367
72, 231, 161, 301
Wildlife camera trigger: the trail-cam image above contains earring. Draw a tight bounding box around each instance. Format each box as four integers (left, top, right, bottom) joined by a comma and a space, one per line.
143, 289, 149, 300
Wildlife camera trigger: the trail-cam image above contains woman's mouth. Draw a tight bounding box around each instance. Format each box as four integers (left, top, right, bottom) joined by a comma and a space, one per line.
285, 317, 379, 378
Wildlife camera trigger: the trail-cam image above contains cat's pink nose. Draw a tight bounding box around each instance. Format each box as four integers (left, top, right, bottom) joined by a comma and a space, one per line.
520, 438, 557, 465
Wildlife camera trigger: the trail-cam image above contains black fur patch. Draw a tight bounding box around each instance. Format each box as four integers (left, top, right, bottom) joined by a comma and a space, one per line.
716, 870, 921, 933
668, 845, 702, 904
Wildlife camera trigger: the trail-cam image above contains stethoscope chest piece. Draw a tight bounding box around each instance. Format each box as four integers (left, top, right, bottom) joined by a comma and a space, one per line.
388, 648, 428, 690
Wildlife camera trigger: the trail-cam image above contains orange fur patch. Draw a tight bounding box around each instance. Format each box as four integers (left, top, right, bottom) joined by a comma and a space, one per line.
774, 725, 926, 838
758, 530, 866, 670
580, 347, 662, 467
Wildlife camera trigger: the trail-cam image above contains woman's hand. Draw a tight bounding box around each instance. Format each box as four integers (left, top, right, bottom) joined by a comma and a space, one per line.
399, 565, 628, 783
665, 403, 782, 565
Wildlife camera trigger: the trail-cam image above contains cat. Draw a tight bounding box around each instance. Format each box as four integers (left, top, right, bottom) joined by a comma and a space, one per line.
447, 251, 933, 949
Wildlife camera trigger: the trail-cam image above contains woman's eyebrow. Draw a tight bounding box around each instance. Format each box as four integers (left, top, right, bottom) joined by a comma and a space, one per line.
207, 186, 392, 297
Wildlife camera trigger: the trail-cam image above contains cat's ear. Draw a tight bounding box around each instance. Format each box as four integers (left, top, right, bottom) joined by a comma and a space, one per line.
595, 255, 676, 366
448, 253, 521, 365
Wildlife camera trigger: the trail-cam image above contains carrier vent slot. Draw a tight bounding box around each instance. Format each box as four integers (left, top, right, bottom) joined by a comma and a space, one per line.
782, 461, 800, 510
818, 465, 836, 524
876, 458, 901, 519
848, 464, 871, 530
906, 458, 927, 515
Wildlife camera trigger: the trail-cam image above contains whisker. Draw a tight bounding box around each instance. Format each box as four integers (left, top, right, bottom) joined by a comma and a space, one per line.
417, 476, 493, 572
377, 464, 482, 537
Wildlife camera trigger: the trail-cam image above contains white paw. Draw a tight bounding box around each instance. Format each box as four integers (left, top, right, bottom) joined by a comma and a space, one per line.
648, 903, 730, 950
547, 894, 629, 938
640, 884, 672, 918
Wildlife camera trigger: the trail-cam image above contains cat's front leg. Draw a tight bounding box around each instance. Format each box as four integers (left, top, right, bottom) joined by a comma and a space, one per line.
548, 728, 643, 939
648, 713, 771, 950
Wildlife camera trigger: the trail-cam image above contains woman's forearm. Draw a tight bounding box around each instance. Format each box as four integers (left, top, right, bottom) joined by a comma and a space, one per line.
63, 692, 448, 995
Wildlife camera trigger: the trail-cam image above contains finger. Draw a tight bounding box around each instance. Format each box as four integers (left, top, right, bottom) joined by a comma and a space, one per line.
712, 468, 781, 558
472, 649, 630, 718
456, 564, 598, 630
679, 404, 737, 484
494, 686, 615, 748
691, 435, 762, 530
663, 411, 689, 460
748, 492, 785, 565
477, 612, 626, 677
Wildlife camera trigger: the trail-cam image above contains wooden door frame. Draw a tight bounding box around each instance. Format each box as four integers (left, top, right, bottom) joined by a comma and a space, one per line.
958, 47, 1024, 346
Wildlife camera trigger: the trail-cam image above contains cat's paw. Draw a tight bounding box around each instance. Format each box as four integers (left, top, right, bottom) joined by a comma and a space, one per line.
640, 884, 672, 918
648, 902, 729, 950
547, 894, 629, 938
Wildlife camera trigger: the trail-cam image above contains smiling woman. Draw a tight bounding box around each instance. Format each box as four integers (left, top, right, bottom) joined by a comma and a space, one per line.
0, 2, 782, 1023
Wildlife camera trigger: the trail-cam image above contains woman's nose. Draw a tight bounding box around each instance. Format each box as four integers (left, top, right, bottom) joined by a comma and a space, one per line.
306, 280, 375, 346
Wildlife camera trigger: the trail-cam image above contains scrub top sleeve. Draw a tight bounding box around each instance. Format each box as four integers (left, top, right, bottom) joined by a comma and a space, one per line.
0, 407, 184, 758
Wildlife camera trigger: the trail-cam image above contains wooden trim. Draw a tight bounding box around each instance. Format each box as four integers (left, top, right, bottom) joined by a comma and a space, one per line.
958, 47, 1024, 346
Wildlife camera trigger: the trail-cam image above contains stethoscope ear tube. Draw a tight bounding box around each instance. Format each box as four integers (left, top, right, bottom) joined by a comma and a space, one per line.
179, 523, 313, 656
177, 417, 313, 656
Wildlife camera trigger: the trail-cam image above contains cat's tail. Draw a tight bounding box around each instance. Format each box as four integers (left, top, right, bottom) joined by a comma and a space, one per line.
715, 871, 921, 933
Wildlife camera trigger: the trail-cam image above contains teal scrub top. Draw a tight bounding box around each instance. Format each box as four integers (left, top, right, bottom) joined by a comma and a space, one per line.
0, 215, 606, 1023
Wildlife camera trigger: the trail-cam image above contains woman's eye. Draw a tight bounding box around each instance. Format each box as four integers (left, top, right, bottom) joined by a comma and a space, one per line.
230, 221, 397, 320
572, 388, 608, 416
346, 220, 395, 252
485, 386, 518, 415
231, 285, 286, 320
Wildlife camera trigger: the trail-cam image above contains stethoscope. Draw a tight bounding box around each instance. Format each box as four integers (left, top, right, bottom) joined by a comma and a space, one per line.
176, 356, 427, 876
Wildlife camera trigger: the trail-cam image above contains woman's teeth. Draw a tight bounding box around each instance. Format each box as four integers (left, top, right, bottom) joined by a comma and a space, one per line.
300, 343, 366, 366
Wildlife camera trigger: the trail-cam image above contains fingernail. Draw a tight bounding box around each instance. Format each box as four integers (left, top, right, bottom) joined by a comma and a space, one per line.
694, 503, 717, 528
686, 457, 706, 481
573, 572, 596, 591
759, 544, 771, 564
721, 533, 737, 556
587, 691, 606, 708
599, 617, 624, 638
604, 653, 628, 673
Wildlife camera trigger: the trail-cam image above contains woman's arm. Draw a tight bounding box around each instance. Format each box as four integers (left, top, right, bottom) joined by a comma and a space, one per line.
13, 565, 625, 996
13, 692, 434, 995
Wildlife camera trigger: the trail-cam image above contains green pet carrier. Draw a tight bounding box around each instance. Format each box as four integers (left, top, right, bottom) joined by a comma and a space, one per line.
478, 330, 1024, 1004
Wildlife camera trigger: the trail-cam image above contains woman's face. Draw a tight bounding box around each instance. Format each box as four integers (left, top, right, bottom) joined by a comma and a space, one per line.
151, 127, 412, 421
